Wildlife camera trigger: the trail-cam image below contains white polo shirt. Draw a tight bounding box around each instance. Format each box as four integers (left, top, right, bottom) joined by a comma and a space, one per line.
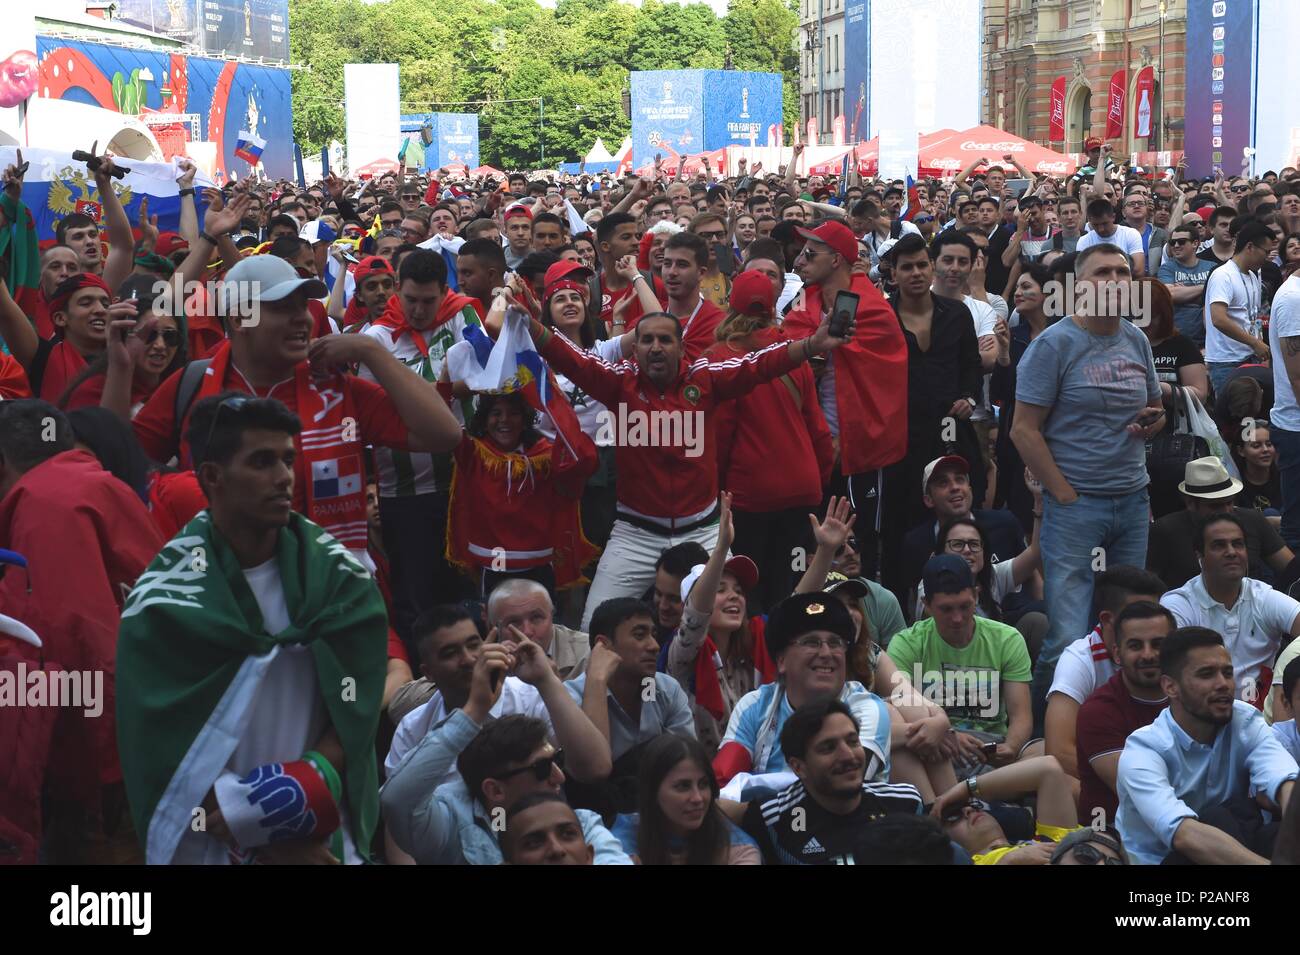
1047, 626, 1115, 704
1161, 576, 1300, 698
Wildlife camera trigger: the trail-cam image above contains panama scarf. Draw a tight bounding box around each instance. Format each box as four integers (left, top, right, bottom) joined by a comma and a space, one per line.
117, 511, 387, 864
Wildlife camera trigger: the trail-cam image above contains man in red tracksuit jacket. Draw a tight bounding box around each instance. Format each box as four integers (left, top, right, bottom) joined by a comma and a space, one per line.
783, 221, 909, 580
527, 304, 853, 629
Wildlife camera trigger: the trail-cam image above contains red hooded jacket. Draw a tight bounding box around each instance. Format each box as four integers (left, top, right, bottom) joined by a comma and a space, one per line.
709, 327, 833, 510
783, 273, 908, 475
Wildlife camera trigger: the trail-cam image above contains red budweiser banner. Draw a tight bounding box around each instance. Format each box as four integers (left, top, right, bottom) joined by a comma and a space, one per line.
1106, 70, 1126, 140
806, 118, 818, 145
832, 115, 846, 146
1134, 66, 1155, 139
1049, 77, 1066, 142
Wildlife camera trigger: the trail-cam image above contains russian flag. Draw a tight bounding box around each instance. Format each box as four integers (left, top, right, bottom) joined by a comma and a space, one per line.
899, 175, 922, 222
234, 131, 266, 166
0, 146, 214, 242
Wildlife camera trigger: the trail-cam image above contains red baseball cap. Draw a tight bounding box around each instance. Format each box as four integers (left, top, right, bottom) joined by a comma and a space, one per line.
729, 269, 776, 316
503, 203, 533, 222
796, 221, 858, 264
921, 455, 970, 497
155, 231, 189, 258
1085, 137, 1104, 151
354, 255, 394, 285
543, 259, 592, 299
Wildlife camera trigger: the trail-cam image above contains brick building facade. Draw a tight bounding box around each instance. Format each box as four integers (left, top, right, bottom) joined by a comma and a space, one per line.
984, 0, 1186, 157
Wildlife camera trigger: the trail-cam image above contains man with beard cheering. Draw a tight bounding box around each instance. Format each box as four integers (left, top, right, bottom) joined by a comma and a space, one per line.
1116, 627, 1298, 863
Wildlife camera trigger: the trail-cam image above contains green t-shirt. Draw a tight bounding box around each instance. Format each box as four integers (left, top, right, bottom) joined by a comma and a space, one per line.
885, 617, 1031, 737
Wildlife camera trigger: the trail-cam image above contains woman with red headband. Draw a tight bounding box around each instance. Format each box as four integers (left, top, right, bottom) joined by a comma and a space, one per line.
0, 271, 138, 403
60, 274, 187, 416
708, 269, 834, 612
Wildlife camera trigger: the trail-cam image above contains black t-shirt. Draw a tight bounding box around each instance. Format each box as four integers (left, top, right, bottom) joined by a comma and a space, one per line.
1238, 471, 1282, 513
1150, 334, 1204, 385
740, 779, 923, 865
984, 226, 1012, 297
901, 508, 1027, 599
1147, 504, 1286, 588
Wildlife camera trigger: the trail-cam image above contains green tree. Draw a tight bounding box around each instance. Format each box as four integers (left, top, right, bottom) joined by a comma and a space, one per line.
289, 0, 797, 166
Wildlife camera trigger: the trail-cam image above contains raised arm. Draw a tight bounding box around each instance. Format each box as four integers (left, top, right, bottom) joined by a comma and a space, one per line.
176, 159, 200, 247
668, 494, 734, 686
307, 334, 461, 453
0, 277, 38, 368
955, 156, 985, 189
784, 143, 805, 193
95, 152, 137, 293
381, 648, 508, 861
506, 628, 612, 783
795, 496, 857, 593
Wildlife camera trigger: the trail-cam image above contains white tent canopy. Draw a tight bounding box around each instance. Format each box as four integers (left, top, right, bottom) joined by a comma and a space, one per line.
17, 98, 164, 161
584, 138, 615, 163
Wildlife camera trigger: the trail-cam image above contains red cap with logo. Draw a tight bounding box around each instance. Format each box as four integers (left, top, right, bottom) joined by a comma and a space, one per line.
795, 221, 858, 264
353, 255, 394, 286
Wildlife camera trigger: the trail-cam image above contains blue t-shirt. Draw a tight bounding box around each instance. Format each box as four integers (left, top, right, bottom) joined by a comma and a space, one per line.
1157, 257, 1216, 345
720, 681, 892, 780
610, 812, 758, 861
1015, 317, 1160, 496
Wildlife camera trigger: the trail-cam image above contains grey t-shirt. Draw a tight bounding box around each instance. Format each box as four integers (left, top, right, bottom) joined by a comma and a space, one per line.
1015, 317, 1160, 496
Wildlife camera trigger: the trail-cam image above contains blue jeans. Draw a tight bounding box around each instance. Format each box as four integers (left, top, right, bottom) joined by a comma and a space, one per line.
1273, 424, 1300, 551
1208, 361, 1242, 395
1032, 487, 1151, 710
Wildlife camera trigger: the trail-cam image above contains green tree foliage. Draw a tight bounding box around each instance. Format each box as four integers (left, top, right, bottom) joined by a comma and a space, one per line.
289, 0, 799, 169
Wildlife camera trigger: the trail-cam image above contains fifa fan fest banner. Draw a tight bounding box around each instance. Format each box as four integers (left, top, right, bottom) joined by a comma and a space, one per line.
34, 38, 293, 181
1184, 0, 1254, 177
843, 0, 868, 141
702, 71, 782, 155
115, 0, 290, 63
430, 113, 480, 170
630, 70, 704, 170
0, 145, 216, 242
631, 70, 781, 169
400, 114, 481, 172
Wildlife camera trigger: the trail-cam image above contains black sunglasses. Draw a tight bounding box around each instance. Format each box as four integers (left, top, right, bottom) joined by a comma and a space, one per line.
204, 394, 252, 453
1059, 841, 1125, 865
145, 328, 182, 347
495, 749, 564, 782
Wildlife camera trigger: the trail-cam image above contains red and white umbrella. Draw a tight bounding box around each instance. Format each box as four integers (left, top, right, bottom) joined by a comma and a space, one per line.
918, 126, 1077, 177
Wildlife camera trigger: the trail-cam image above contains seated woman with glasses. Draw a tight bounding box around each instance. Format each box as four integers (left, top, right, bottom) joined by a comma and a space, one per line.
914, 472, 1046, 662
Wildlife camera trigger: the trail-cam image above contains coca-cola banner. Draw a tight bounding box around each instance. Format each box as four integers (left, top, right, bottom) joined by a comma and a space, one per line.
1133, 66, 1155, 139
1049, 76, 1066, 142
1106, 70, 1126, 140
